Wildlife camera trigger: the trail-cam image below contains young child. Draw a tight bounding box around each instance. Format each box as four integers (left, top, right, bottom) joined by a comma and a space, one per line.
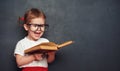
14, 8, 56, 71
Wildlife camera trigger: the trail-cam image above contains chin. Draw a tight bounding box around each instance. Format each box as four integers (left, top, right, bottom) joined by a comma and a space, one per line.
33, 33, 43, 40
34, 35, 42, 40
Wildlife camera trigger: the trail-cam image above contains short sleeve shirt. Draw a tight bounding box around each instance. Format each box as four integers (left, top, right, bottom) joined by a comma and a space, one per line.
14, 37, 49, 68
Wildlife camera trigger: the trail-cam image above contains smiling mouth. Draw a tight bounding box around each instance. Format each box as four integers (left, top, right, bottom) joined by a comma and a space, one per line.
34, 31, 41, 34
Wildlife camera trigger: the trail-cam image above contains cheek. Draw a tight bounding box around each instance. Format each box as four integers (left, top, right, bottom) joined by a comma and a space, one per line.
28, 31, 34, 36
41, 27, 45, 31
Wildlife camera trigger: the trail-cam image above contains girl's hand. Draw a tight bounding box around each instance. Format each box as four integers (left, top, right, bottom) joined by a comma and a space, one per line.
47, 51, 56, 55
47, 51, 56, 63
33, 53, 43, 61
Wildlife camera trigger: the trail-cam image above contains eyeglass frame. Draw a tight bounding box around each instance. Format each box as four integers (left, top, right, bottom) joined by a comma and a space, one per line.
26, 23, 49, 32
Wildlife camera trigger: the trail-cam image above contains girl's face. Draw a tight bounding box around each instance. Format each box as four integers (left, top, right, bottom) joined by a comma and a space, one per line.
24, 17, 45, 41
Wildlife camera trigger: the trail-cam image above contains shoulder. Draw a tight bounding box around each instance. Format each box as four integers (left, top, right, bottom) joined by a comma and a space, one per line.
17, 37, 26, 43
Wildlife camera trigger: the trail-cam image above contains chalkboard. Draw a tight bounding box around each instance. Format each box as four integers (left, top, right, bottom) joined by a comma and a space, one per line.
0, 0, 120, 71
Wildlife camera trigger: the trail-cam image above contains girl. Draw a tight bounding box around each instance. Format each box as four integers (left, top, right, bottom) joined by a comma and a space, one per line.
14, 8, 56, 71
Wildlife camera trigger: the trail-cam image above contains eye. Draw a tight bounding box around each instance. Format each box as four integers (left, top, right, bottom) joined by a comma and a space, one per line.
39, 24, 45, 27
33, 24, 39, 27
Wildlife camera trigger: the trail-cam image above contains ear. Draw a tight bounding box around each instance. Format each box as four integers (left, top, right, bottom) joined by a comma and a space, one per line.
23, 24, 29, 31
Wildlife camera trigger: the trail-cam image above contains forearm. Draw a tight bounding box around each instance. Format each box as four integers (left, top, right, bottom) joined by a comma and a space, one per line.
15, 54, 35, 67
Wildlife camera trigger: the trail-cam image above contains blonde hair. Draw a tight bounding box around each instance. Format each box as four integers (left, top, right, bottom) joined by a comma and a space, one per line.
24, 8, 46, 24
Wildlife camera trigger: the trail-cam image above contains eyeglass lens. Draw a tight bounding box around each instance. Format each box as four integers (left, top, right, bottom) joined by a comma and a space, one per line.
27, 24, 49, 32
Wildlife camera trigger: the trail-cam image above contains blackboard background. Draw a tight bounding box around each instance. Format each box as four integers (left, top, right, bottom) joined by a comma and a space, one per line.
0, 0, 120, 71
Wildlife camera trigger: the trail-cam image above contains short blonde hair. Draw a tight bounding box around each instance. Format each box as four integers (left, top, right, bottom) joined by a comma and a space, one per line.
24, 8, 46, 24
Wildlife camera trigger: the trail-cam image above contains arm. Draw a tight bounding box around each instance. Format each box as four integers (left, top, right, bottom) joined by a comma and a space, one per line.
15, 54, 43, 67
15, 54, 35, 67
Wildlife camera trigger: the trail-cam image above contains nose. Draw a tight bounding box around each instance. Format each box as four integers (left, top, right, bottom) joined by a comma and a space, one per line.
37, 27, 42, 31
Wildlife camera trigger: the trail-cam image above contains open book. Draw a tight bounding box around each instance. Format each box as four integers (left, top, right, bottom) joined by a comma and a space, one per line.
24, 41, 73, 54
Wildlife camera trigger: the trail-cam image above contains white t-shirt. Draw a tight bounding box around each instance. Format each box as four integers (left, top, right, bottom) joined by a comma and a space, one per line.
14, 37, 49, 68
